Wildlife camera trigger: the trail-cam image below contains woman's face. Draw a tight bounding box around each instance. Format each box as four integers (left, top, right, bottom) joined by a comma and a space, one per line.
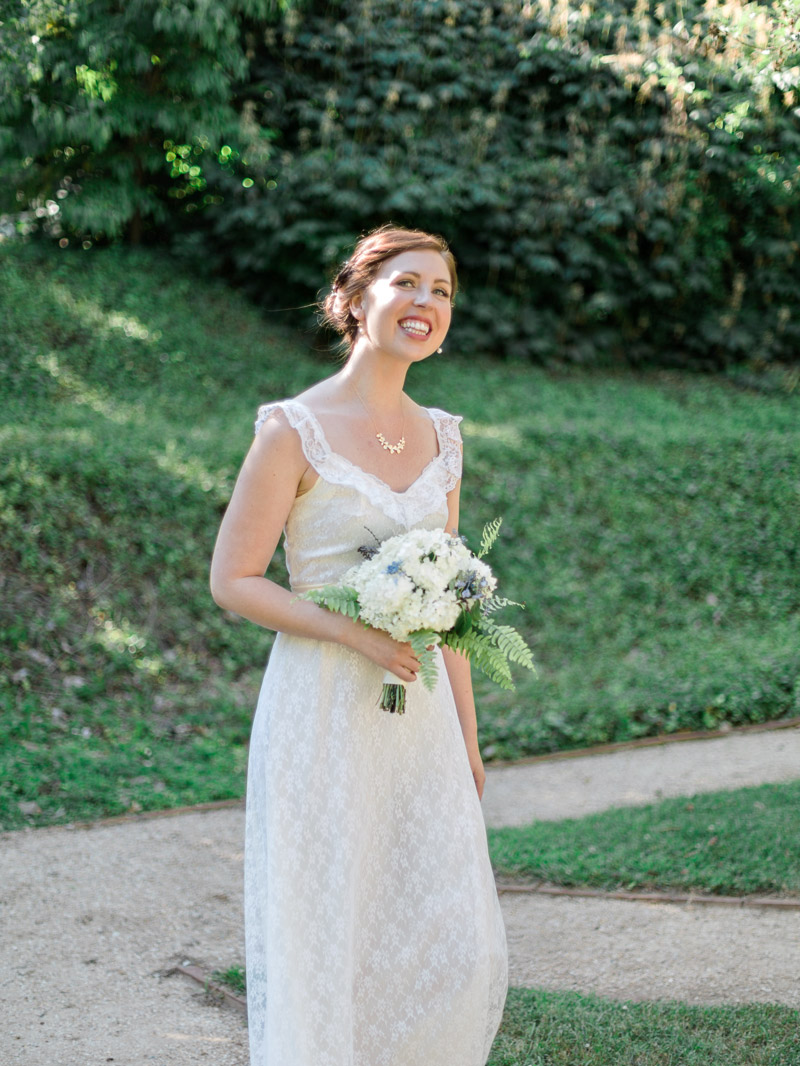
351, 249, 453, 362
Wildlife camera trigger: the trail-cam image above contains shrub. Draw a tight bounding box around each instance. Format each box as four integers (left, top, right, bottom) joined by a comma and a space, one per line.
194, 0, 800, 368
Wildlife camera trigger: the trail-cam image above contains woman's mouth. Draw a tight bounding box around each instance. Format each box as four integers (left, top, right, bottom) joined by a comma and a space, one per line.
399, 318, 432, 338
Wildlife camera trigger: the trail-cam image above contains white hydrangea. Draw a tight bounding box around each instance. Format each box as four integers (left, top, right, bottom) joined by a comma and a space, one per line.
345, 527, 497, 641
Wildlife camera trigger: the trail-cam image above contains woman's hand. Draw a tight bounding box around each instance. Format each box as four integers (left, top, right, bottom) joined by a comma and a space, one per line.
346, 622, 421, 682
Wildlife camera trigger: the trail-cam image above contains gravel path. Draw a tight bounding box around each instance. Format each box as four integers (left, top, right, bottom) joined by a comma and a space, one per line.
502, 893, 800, 1006
2, 810, 248, 1066
482, 725, 800, 826
2, 726, 799, 1064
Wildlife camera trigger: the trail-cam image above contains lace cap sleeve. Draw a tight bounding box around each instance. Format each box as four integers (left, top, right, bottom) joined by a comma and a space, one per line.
254, 399, 331, 470
254, 401, 281, 436
428, 407, 463, 486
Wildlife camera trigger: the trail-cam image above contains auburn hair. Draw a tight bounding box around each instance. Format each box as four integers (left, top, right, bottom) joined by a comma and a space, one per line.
320, 224, 457, 350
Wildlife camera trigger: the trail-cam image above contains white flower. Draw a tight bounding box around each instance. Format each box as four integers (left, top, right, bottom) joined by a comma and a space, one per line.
345, 527, 496, 641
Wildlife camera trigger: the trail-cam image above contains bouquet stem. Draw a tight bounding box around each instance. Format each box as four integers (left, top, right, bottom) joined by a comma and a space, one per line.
380, 672, 407, 714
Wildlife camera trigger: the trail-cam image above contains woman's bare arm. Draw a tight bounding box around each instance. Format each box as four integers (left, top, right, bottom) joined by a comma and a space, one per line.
441, 477, 486, 799
210, 413, 423, 683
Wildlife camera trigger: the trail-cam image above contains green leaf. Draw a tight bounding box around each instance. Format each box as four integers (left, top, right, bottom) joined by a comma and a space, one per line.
408, 630, 440, 691
299, 585, 360, 620
478, 517, 503, 558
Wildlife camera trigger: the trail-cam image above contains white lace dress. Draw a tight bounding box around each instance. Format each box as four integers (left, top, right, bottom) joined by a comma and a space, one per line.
244, 399, 507, 1066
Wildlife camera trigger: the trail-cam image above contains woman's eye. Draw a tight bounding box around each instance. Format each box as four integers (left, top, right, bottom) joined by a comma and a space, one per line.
434, 288, 450, 298
397, 278, 414, 287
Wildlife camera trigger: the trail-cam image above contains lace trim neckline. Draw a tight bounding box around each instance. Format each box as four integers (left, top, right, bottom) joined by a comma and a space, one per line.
286, 398, 447, 499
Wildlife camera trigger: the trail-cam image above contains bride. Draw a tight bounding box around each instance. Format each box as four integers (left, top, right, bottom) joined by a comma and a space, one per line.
210, 225, 507, 1066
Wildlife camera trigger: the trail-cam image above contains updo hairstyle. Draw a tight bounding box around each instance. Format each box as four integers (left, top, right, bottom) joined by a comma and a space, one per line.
320, 224, 458, 350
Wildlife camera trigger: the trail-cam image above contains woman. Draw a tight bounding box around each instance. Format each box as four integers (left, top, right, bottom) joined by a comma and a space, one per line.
210, 225, 507, 1066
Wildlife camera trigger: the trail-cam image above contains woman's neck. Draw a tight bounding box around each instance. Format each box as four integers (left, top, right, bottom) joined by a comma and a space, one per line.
337, 345, 409, 413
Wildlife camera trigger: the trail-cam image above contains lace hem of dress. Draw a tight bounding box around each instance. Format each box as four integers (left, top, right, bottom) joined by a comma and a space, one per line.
255, 399, 463, 527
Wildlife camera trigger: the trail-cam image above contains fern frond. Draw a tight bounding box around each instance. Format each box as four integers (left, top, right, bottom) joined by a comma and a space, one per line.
409, 631, 440, 692
300, 585, 361, 620
409, 630, 439, 655
478, 517, 503, 558
489, 623, 538, 675
484, 595, 525, 615
442, 630, 516, 690
470, 639, 516, 689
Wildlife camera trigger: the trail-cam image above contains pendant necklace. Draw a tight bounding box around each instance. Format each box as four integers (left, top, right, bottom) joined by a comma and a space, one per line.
352, 384, 406, 455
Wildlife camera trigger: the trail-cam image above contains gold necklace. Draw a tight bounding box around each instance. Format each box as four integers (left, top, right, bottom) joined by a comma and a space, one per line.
352, 384, 406, 455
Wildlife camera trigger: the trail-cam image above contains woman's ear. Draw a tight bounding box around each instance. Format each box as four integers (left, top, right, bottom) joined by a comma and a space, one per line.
349, 292, 365, 323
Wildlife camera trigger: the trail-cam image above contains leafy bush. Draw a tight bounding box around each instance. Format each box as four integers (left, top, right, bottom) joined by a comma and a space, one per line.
0, 0, 281, 241
5, 1, 799, 368
194, 0, 800, 369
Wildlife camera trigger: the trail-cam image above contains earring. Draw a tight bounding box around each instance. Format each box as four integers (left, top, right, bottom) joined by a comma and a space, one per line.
436, 346, 443, 354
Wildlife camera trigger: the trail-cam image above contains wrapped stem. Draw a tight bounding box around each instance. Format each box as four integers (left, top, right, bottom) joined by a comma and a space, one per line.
380, 672, 407, 714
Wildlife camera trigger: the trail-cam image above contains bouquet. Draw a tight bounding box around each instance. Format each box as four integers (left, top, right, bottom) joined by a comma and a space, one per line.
301, 518, 536, 714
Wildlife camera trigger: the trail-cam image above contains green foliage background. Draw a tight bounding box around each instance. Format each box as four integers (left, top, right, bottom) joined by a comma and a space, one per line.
2, 0, 799, 367
2, 0, 800, 827
1, 241, 798, 827
202, 0, 800, 368
0, 0, 282, 240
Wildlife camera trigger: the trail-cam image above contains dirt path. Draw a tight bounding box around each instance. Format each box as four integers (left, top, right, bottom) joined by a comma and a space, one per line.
2, 810, 247, 1066
3, 727, 799, 1064
482, 724, 800, 827
502, 892, 800, 1006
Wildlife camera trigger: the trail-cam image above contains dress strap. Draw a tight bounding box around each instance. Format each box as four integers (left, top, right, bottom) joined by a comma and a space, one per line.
254, 399, 331, 470
427, 407, 463, 487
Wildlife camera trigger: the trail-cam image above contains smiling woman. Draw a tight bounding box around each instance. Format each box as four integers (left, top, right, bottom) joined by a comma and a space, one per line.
209, 225, 507, 1066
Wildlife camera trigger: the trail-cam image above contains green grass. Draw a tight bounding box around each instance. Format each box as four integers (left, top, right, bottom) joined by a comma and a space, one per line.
488, 988, 800, 1066
210, 965, 246, 998
489, 780, 800, 897
1, 239, 800, 828
191, 969, 800, 1064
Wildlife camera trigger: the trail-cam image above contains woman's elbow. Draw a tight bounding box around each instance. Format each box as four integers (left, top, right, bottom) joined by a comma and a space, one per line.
209, 568, 235, 610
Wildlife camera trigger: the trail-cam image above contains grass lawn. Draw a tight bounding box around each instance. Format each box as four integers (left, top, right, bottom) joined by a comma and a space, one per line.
208, 968, 800, 1065
2, 240, 800, 828
489, 779, 800, 897
488, 988, 800, 1066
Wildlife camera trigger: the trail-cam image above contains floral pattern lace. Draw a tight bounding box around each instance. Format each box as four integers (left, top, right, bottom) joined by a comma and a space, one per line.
244, 398, 508, 1066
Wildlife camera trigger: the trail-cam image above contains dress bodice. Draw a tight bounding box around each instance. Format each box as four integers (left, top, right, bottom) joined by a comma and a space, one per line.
254, 399, 463, 592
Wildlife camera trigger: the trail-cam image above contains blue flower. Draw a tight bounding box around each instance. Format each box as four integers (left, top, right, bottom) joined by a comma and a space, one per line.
385, 561, 402, 575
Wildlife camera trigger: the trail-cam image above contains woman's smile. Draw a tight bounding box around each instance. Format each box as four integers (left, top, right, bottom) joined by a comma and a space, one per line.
398, 316, 432, 339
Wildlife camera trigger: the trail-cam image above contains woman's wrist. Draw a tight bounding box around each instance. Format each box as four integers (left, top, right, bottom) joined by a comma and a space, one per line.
463, 732, 481, 758
328, 610, 362, 650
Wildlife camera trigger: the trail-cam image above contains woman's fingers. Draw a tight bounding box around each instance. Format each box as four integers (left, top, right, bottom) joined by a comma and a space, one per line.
358, 630, 424, 680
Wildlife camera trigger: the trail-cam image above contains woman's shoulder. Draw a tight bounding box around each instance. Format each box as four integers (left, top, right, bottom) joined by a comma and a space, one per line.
254, 391, 321, 435
253, 392, 334, 479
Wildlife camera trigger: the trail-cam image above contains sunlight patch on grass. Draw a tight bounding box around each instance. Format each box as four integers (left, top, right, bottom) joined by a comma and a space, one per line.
35, 351, 144, 424
462, 420, 524, 447
154, 439, 231, 495
50, 280, 161, 344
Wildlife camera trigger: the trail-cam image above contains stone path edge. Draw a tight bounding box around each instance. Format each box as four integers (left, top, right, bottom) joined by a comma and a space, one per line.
487, 714, 800, 768
174, 963, 247, 1014
495, 880, 800, 911
0, 797, 246, 840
